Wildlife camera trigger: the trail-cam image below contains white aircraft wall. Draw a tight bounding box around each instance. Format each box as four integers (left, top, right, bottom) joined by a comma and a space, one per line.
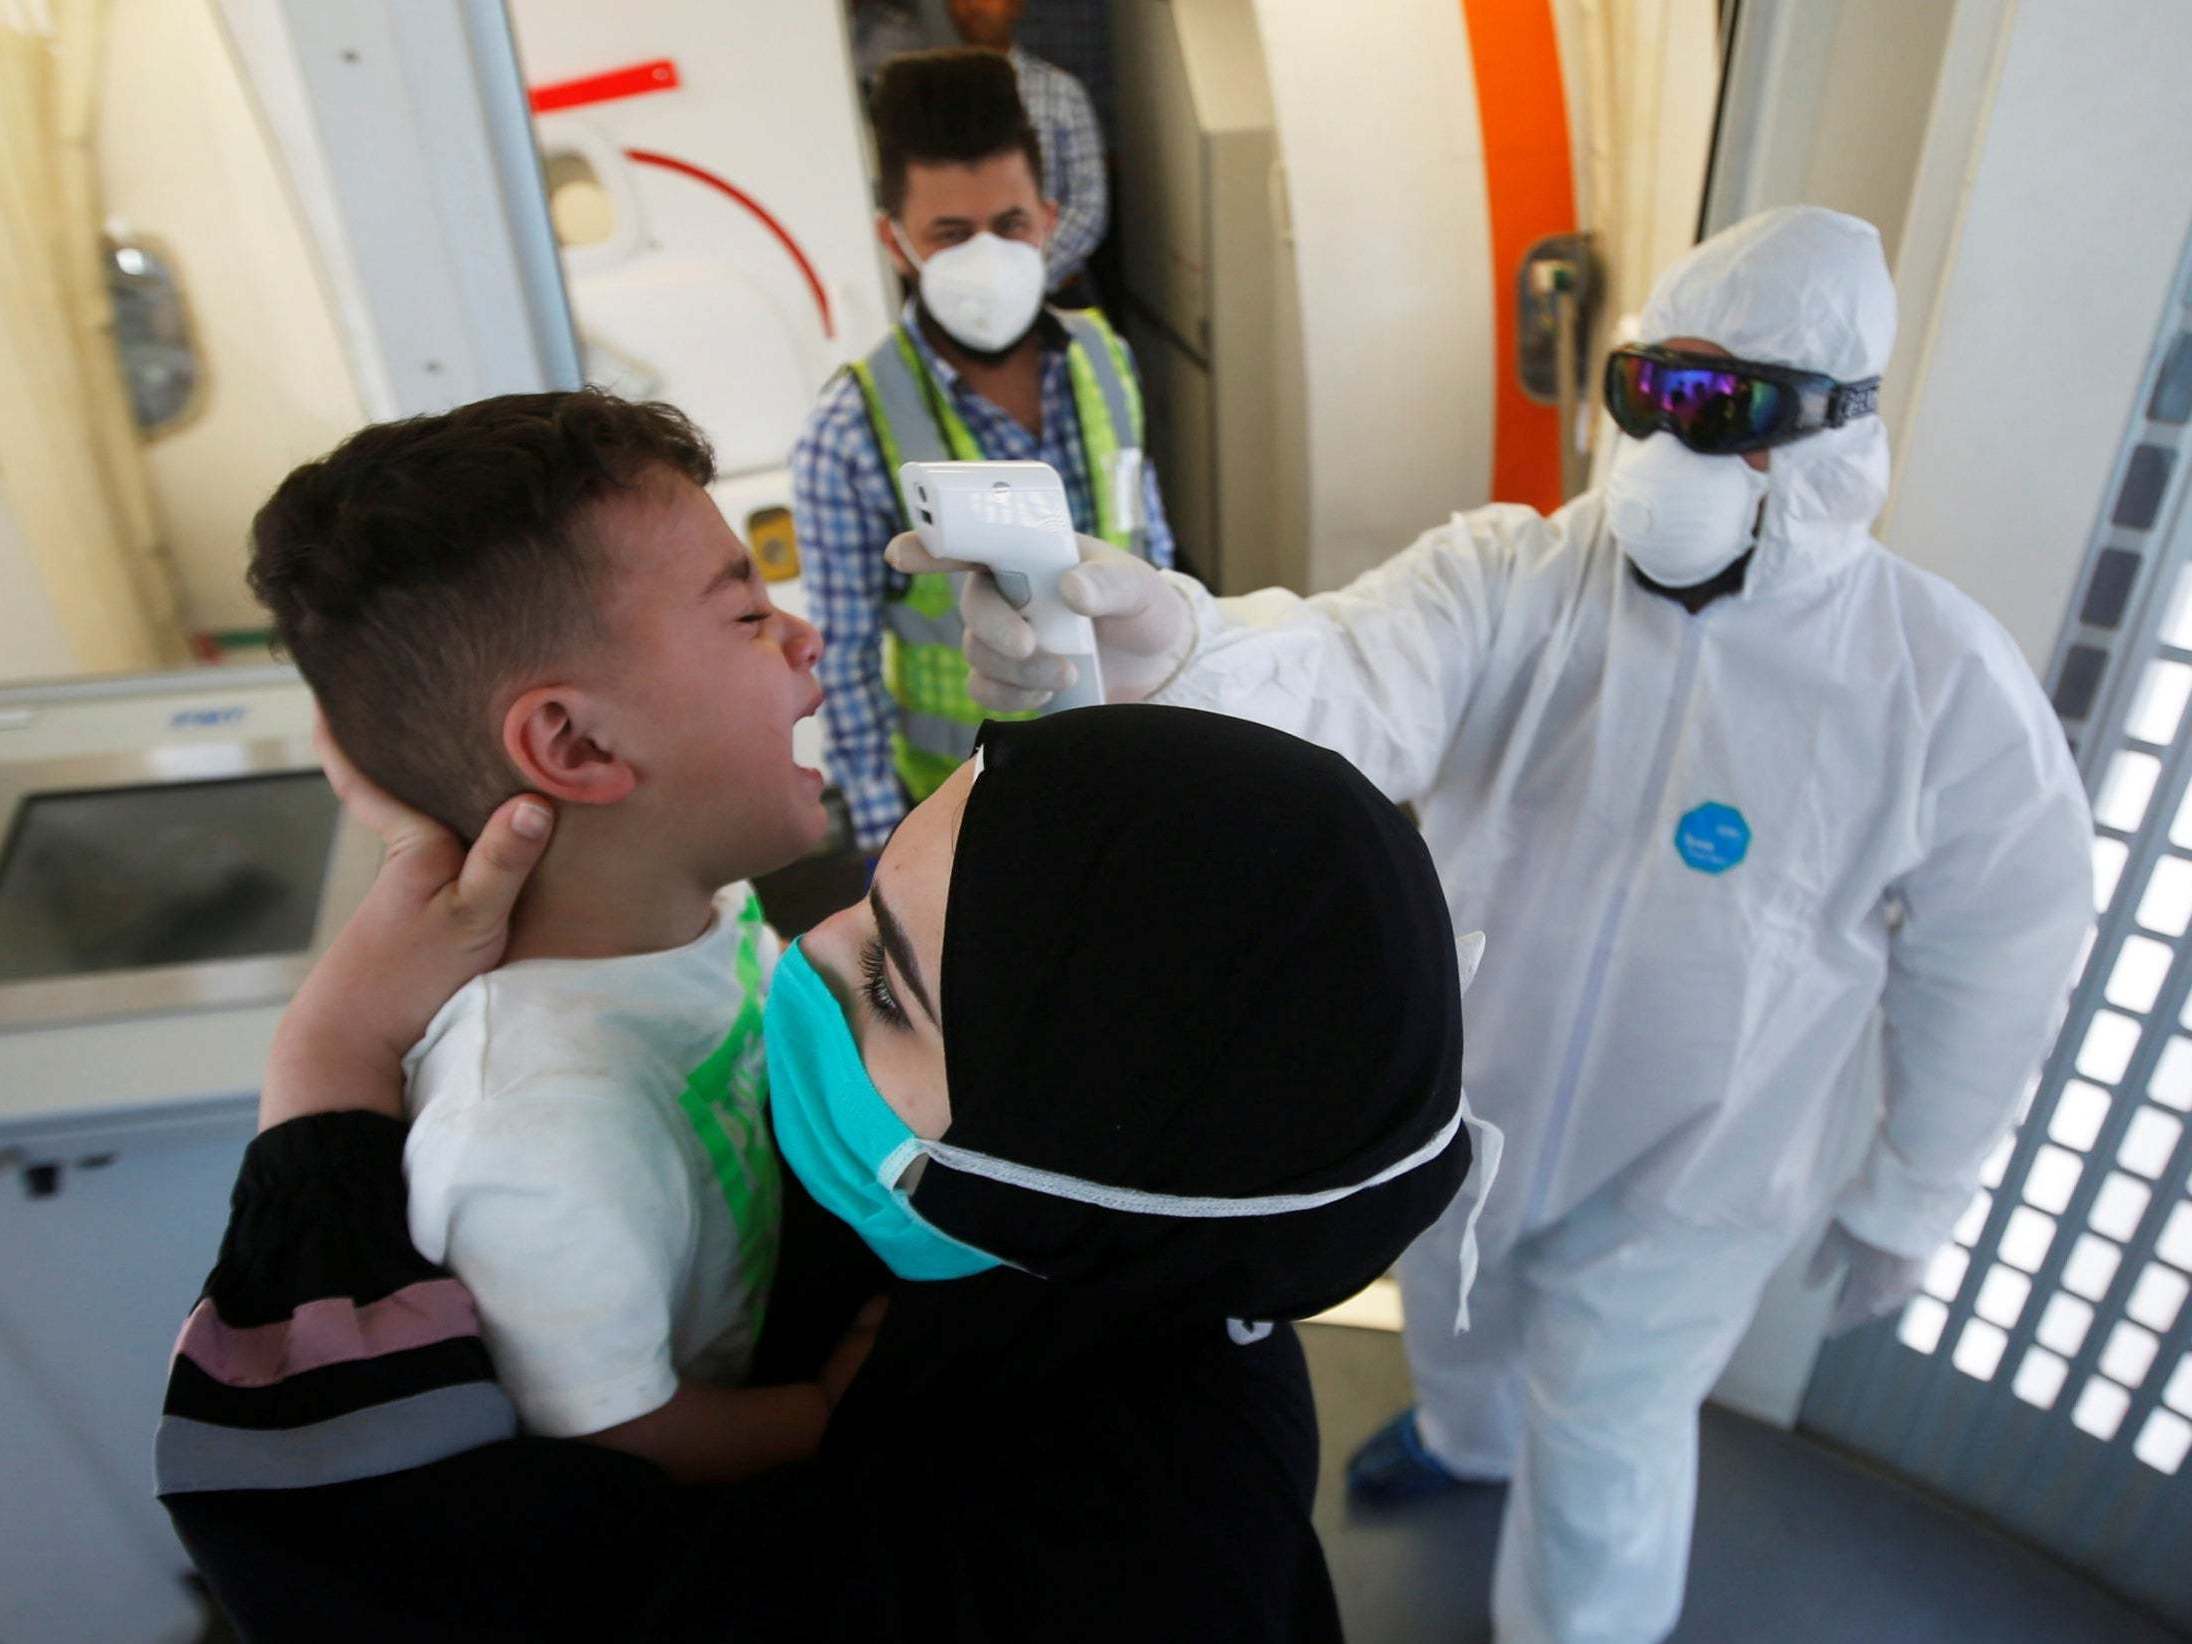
1882, 0, 2192, 676
96, 0, 369, 637
1251, 0, 1497, 592
508, 0, 895, 476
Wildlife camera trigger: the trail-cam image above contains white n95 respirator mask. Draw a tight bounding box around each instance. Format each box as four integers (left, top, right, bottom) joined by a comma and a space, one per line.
1605, 433, 1769, 588
892, 224, 1047, 356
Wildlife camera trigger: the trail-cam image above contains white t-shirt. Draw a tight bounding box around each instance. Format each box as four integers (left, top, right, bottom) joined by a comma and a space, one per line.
401, 885, 782, 1438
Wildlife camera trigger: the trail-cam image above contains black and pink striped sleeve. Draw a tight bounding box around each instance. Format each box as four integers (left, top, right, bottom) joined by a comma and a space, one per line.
155, 1111, 517, 1497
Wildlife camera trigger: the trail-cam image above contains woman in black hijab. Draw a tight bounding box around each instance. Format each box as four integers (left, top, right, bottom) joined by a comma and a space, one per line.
160, 707, 1488, 1642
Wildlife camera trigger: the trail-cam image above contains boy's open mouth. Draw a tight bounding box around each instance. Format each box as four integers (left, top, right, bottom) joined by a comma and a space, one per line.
792, 689, 826, 780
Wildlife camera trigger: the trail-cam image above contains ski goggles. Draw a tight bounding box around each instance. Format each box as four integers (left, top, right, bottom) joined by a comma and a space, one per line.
1604, 345, 1881, 456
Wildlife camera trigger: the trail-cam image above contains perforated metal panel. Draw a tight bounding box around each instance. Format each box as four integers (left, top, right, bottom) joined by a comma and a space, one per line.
1802, 238, 2192, 1628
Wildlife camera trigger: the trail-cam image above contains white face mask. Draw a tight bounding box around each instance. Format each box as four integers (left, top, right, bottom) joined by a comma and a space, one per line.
892, 224, 1047, 355
1604, 433, 1770, 588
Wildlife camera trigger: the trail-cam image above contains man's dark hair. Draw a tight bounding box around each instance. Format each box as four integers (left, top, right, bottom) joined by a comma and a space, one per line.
871, 48, 1044, 216
249, 389, 714, 836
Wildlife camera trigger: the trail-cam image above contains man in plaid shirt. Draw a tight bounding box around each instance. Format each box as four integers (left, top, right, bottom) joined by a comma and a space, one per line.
944, 0, 1108, 296
793, 49, 1173, 855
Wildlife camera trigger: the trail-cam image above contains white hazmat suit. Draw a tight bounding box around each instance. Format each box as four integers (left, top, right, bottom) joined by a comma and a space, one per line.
914, 207, 2096, 1643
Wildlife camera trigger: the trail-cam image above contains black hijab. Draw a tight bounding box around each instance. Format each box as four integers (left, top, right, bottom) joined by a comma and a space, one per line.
914, 704, 1471, 1322
669, 707, 1475, 1643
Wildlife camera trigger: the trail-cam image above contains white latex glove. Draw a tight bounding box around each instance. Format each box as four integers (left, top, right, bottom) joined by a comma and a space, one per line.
884, 531, 1197, 710
1807, 1221, 1932, 1337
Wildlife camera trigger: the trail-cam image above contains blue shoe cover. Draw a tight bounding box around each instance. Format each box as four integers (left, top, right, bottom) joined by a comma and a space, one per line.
1346, 1409, 1467, 1505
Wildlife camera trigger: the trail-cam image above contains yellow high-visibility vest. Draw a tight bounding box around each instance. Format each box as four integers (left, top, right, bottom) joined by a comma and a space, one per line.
846, 309, 1148, 799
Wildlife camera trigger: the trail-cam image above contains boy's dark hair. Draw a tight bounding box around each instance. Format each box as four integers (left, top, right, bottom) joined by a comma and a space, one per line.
250, 389, 714, 836
871, 48, 1044, 215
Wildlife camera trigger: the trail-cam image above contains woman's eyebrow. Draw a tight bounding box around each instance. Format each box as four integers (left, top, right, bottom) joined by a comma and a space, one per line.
869, 885, 938, 1026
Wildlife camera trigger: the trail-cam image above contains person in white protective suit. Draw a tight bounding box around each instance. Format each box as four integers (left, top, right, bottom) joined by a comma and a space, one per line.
887, 206, 2096, 1644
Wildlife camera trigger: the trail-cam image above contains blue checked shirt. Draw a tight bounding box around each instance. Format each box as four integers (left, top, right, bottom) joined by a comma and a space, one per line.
1011, 48, 1107, 290
792, 304, 1175, 852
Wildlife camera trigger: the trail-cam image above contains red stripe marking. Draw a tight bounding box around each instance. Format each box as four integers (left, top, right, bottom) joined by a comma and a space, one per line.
528, 58, 680, 115
172, 1278, 481, 1388
1459, 0, 1577, 512
624, 148, 836, 340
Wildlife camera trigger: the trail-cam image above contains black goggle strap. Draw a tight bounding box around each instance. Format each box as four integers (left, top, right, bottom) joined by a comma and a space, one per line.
1826, 376, 1882, 427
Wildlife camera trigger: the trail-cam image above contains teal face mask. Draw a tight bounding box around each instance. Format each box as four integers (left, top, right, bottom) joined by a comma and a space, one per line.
765, 935, 1492, 1307
764, 940, 1003, 1281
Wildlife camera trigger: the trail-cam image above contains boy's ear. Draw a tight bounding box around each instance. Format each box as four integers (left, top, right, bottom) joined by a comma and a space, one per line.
502, 686, 636, 807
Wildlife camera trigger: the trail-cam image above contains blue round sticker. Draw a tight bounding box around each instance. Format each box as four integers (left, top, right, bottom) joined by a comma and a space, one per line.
1675, 802, 1750, 874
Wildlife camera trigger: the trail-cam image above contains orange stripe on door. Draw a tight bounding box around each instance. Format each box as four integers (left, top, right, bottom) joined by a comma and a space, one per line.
1459, 0, 1578, 512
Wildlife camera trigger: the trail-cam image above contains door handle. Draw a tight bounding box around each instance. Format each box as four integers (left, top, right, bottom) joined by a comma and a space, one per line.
1516, 231, 1602, 500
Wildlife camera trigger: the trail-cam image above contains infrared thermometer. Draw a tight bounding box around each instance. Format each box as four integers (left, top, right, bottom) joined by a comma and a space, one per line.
898, 460, 1106, 713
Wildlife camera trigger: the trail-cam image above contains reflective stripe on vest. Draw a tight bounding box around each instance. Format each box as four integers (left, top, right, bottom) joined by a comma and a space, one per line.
1062, 307, 1145, 551
847, 312, 1148, 799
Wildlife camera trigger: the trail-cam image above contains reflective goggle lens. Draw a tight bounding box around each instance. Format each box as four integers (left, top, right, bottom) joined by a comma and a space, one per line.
1605, 351, 1792, 454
